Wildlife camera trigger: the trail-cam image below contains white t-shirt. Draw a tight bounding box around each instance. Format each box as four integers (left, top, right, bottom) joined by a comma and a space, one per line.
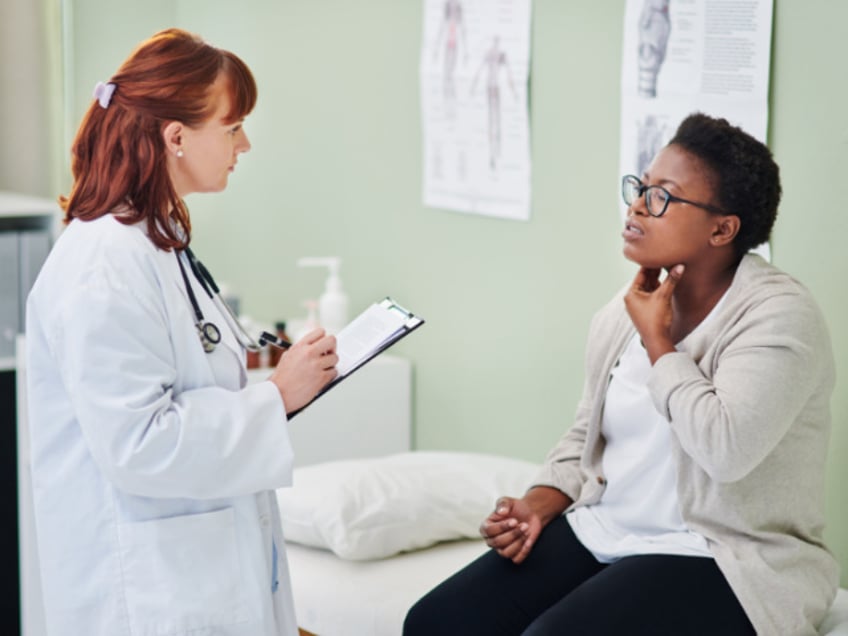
567, 296, 726, 563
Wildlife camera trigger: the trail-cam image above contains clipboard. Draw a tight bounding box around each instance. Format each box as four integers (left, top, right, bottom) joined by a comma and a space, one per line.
287, 297, 424, 418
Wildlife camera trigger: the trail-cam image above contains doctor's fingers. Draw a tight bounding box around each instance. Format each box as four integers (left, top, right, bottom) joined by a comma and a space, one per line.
320, 352, 339, 371
299, 340, 337, 371
300, 328, 338, 354
295, 332, 336, 357
299, 327, 327, 344
271, 361, 336, 412
314, 333, 337, 357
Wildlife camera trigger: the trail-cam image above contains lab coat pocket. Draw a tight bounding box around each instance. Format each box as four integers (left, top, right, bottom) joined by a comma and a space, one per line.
117, 507, 252, 636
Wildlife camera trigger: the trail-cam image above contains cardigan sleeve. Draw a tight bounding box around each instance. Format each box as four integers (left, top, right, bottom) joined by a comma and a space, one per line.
531, 386, 592, 502
648, 285, 834, 483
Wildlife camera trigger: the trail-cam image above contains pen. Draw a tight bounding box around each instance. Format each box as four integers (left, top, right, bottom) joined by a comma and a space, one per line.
259, 331, 292, 350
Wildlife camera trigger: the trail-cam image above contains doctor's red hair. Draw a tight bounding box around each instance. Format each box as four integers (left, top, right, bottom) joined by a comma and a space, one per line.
60, 28, 257, 250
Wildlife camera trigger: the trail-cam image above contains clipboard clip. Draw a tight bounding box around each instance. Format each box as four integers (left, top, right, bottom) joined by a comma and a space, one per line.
380, 296, 423, 328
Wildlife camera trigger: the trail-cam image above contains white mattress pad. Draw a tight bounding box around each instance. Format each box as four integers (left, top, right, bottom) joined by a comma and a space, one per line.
288, 540, 848, 636
288, 539, 488, 636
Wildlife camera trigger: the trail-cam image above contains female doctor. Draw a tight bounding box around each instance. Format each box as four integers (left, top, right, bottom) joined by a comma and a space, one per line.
25, 29, 337, 636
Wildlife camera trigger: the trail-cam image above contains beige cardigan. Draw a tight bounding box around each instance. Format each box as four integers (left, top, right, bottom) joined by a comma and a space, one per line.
533, 254, 838, 635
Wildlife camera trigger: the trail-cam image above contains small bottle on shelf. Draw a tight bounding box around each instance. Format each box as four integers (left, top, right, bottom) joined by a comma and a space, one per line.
246, 349, 261, 369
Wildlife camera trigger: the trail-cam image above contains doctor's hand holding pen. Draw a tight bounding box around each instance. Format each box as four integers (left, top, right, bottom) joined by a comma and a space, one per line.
267, 327, 338, 413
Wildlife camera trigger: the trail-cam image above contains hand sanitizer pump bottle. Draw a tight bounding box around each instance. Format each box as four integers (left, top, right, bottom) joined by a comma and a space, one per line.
296, 257, 349, 334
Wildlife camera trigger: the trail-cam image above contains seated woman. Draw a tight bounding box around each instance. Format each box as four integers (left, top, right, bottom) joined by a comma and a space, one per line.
403, 113, 838, 636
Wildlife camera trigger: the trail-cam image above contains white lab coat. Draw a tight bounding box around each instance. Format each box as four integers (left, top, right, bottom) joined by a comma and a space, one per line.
25, 214, 299, 636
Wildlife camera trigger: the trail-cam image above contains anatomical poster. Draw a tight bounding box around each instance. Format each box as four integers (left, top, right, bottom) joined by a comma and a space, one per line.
420, 0, 532, 221
619, 0, 774, 258
619, 0, 773, 188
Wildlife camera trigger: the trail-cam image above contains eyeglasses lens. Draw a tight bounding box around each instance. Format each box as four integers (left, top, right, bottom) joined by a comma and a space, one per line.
622, 177, 639, 205
647, 188, 669, 216
622, 176, 672, 216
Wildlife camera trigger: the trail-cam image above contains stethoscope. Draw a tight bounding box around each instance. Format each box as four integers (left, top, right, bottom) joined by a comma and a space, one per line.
176, 247, 265, 354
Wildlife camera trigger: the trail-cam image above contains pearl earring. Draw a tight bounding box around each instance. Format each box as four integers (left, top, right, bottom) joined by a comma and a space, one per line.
176, 149, 184, 158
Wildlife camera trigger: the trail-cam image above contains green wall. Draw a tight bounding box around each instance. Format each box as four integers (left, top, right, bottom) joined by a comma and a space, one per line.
67, 1, 848, 585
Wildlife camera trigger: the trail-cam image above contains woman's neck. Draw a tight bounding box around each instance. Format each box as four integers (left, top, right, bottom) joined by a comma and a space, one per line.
669, 258, 739, 343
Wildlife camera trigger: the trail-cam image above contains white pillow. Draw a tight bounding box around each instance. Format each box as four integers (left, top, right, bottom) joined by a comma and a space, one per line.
276, 451, 539, 561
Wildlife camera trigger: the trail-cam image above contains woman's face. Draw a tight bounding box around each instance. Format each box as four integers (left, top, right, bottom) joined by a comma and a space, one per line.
169, 75, 251, 198
622, 144, 724, 270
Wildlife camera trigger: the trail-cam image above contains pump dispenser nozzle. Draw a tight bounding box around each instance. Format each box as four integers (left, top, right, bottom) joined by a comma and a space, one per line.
296, 257, 349, 334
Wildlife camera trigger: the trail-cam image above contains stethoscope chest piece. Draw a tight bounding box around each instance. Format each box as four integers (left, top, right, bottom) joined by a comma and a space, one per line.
197, 321, 222, 353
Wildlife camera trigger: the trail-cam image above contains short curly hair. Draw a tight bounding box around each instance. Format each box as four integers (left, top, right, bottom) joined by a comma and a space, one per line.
668, 113, 781, 258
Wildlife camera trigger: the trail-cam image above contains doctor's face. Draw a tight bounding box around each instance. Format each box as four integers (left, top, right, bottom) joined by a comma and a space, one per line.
169, 75, 252, 197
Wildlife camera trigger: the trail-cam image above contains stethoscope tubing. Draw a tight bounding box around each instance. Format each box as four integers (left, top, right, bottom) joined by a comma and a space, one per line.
176, 248, 262, 353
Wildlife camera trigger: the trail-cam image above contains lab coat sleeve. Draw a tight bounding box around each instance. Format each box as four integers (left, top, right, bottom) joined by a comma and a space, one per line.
49, 258, 295, 500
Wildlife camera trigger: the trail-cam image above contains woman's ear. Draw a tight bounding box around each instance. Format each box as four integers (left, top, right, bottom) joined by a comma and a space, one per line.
162, 121, 184, 157
711, 215, 741, 247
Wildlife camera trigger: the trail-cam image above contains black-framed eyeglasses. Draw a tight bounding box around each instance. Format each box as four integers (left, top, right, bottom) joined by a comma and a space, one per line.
621, 174, 727, 218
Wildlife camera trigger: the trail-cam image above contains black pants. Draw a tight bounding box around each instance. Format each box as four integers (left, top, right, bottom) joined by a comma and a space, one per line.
403, 516, 755, 636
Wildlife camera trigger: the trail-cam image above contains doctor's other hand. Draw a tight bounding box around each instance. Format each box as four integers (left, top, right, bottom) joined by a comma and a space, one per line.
268, 328, 338, 414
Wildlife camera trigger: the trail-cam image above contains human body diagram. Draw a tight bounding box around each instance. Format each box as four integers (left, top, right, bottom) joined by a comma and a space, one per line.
637, 0, 671, 97
433, 0, 467, 107
471, 36, 517, 170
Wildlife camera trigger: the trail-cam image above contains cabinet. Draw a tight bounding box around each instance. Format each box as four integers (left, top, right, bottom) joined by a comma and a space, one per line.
1, 192, 57, 636
246, 354, 412, 466
0, 193, 56, 367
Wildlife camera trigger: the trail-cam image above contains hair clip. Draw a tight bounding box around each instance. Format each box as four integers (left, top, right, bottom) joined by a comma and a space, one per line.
93, 81, 117, 109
